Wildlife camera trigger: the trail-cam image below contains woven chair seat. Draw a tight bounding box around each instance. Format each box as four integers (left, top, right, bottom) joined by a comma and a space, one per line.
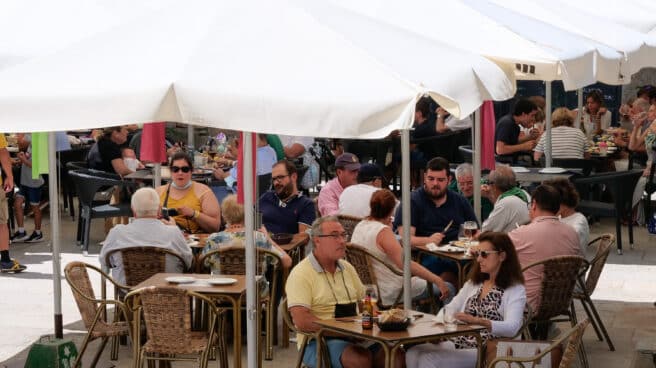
90, 321, 130, 339
143, 331, 209, 355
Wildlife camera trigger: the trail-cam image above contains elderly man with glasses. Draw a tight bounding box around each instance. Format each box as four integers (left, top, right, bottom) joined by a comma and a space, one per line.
287, 216, 398, 368
481, 165, 530, 233
448, 163, 493, 222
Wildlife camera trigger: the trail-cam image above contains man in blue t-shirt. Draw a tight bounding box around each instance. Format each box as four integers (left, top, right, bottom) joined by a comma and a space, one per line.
394, 157, 477, 287
259, 160, 316, 235
495, 99, 539, 163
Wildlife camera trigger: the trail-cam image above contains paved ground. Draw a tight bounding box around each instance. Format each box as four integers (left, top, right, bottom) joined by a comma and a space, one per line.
1, 208, 654, 367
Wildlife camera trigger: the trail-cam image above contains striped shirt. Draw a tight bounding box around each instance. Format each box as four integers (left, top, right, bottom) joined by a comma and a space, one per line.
534, 126, 589, 159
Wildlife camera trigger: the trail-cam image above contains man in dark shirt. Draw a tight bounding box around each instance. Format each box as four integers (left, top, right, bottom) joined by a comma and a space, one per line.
394, 157, 477, 287
259, 160, 316, 235
495, 99, 539, 163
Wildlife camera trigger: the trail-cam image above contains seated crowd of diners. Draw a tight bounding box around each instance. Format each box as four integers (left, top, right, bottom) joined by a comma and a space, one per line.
72, 84, 656, 367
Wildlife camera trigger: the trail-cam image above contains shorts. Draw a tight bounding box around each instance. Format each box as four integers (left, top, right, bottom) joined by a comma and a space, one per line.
303, 338, 380, 368
0, 190, 6, 225
16, 186, 42, 206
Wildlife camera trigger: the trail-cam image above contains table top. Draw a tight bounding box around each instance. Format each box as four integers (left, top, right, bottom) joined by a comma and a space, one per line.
315, 311, 485, 342
125, 167, 214, 181
133, 273, 247, 296
414, 244, 473, 262
279, 232, 310, 252
511, 167, 581, 183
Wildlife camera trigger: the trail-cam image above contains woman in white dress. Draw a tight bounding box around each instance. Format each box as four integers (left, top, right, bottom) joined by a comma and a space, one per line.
576, 90, 612, 139
350, 189, 452, 306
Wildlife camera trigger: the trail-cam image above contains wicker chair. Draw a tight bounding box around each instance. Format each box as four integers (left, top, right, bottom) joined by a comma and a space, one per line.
345, 242, 436, 311
197, 246, 282, 360
281, 296, 330, 368
125, 286, 223, 368
488, 319, 590, 368
336, 214, 362, 242
522, 255, 588, 368
64, 262, 132, 368
571, 234, 616, 351
103, 246, 190, 288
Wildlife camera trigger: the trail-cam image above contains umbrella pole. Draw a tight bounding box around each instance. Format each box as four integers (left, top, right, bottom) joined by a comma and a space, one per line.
243, 131, 257, 368
545, 81, 553, 167
473, 109, 482, 222
401, 129, 412, 309
187, 125, 194, 149
48, 132, 63, 339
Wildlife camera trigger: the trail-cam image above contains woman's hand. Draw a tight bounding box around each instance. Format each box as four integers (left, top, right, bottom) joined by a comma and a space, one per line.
178, 206, 195, 218
454, 312, 481, 325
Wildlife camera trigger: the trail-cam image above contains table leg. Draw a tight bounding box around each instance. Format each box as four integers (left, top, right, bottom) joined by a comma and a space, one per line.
232, 295, 242, 368
474, 332, 483, 368
456, 261, 465, 289
381, 343, 392, 368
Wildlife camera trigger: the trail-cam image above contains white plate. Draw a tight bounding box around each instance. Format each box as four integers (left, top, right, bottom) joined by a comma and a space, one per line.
539, 167, 567, 174
165, 276, 196, 284
6, 146, 18, 153
510, 166, 530, 173
206, 277, 238, 285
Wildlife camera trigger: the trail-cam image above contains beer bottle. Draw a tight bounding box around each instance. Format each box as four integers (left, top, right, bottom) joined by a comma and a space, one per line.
361, 295, 373, 330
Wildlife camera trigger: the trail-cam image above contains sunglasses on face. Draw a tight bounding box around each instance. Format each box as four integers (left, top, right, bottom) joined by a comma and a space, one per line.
471, 250, 500, 259
171, 165, 192, 173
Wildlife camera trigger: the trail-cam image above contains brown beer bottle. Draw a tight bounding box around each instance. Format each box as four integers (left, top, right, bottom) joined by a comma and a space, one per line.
361, 295, 373, 330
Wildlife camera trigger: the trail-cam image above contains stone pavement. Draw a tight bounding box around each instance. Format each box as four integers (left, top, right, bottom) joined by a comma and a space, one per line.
1, 211, 654, 367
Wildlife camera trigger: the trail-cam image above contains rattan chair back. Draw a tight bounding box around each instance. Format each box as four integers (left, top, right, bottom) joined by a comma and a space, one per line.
522, 255, 586, 321
197, 245, 281, 275
345, 242, 404, 308
127, 286, 220, 368
487, 319, 589, 368
105, 246, 188, 287
281, 296, 328, 368
337, 214, 363, 241
64, 262, 131, 367
581, 234, 614, 295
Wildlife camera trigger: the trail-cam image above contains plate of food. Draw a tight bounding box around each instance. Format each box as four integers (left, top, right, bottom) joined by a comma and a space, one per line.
376, 308, 411, 331
449, 240, 478, 248
165, 276, 196, 284
206, 277, 238, 286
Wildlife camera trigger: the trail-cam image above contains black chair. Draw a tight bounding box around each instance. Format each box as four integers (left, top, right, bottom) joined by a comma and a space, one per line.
458, 145, 473, 163
644, 160, 656, 221
538, 157, 596, 177
62, 158, 90, 219
69, 169, 134, 254
257, 173, 272, 199
572, 169, 643, 254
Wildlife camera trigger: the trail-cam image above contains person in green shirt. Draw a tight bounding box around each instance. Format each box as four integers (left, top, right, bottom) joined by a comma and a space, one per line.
448, 163, 493, 221
265, 134, 286, 161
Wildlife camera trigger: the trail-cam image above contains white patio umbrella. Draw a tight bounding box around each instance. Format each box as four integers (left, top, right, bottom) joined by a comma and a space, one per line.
0, 0, 516, 365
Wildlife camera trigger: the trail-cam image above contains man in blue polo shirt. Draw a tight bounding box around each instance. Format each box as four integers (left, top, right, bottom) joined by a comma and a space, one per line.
394, 157, 477, 288
259, 160, 316, 235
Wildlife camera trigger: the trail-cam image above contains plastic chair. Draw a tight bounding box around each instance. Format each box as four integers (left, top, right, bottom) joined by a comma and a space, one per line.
197, 245, 282, 360
69, 169, 134, 254
125, 286, 223, 368
336, 214, 362, 242
488, 319, 590, 368
522, 255, 589, 368
572, 234, 616, 351
64, 262, 132, 368
573, 169, 643, 254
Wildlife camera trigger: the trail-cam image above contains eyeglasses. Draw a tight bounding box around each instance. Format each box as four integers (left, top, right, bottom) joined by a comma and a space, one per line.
316, 232, 349, 240
471, 250, 500, 259
272, 175, 289, 182
171, 166, 192, 173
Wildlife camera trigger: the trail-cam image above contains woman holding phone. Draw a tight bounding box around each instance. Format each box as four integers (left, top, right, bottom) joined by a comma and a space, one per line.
156, 152, 221, 233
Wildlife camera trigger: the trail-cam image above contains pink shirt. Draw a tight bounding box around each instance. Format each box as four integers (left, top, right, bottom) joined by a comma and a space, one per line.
317, 177, 344, 216
508, 216, 582, 312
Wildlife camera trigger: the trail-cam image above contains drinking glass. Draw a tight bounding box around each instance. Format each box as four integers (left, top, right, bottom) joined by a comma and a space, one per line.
457, 224, 468, 243
463, 221, 478, 246
442, 304, 458, 331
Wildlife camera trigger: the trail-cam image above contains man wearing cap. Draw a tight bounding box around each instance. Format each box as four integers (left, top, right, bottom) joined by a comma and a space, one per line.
317, 153, 360, 216
338, 163, 387, 218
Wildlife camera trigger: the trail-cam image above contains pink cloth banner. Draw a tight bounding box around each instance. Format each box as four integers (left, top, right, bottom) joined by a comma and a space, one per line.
140, 122, 167, 163
236, 132, 257, 204
480, 101, 496, 171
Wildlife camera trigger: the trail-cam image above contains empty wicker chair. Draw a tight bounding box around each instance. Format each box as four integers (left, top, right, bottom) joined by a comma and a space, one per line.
104, 246, 190, 288
197, 246, 282, 360
571, 234, 616, 351
126, 286, 222, 368
64, 262, 132, 368
336, 214, 362, 242
488, 319, 590, 368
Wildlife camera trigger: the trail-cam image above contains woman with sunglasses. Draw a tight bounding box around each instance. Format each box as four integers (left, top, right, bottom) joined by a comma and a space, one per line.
156, 152, 221, 233
406, 232, 526, 368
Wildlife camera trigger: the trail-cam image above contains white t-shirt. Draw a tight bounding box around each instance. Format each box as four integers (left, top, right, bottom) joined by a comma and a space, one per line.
338, 184, 380, 218
445, 115, 473, 131
482, 195, 530, 233
560, 212, 590, 256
